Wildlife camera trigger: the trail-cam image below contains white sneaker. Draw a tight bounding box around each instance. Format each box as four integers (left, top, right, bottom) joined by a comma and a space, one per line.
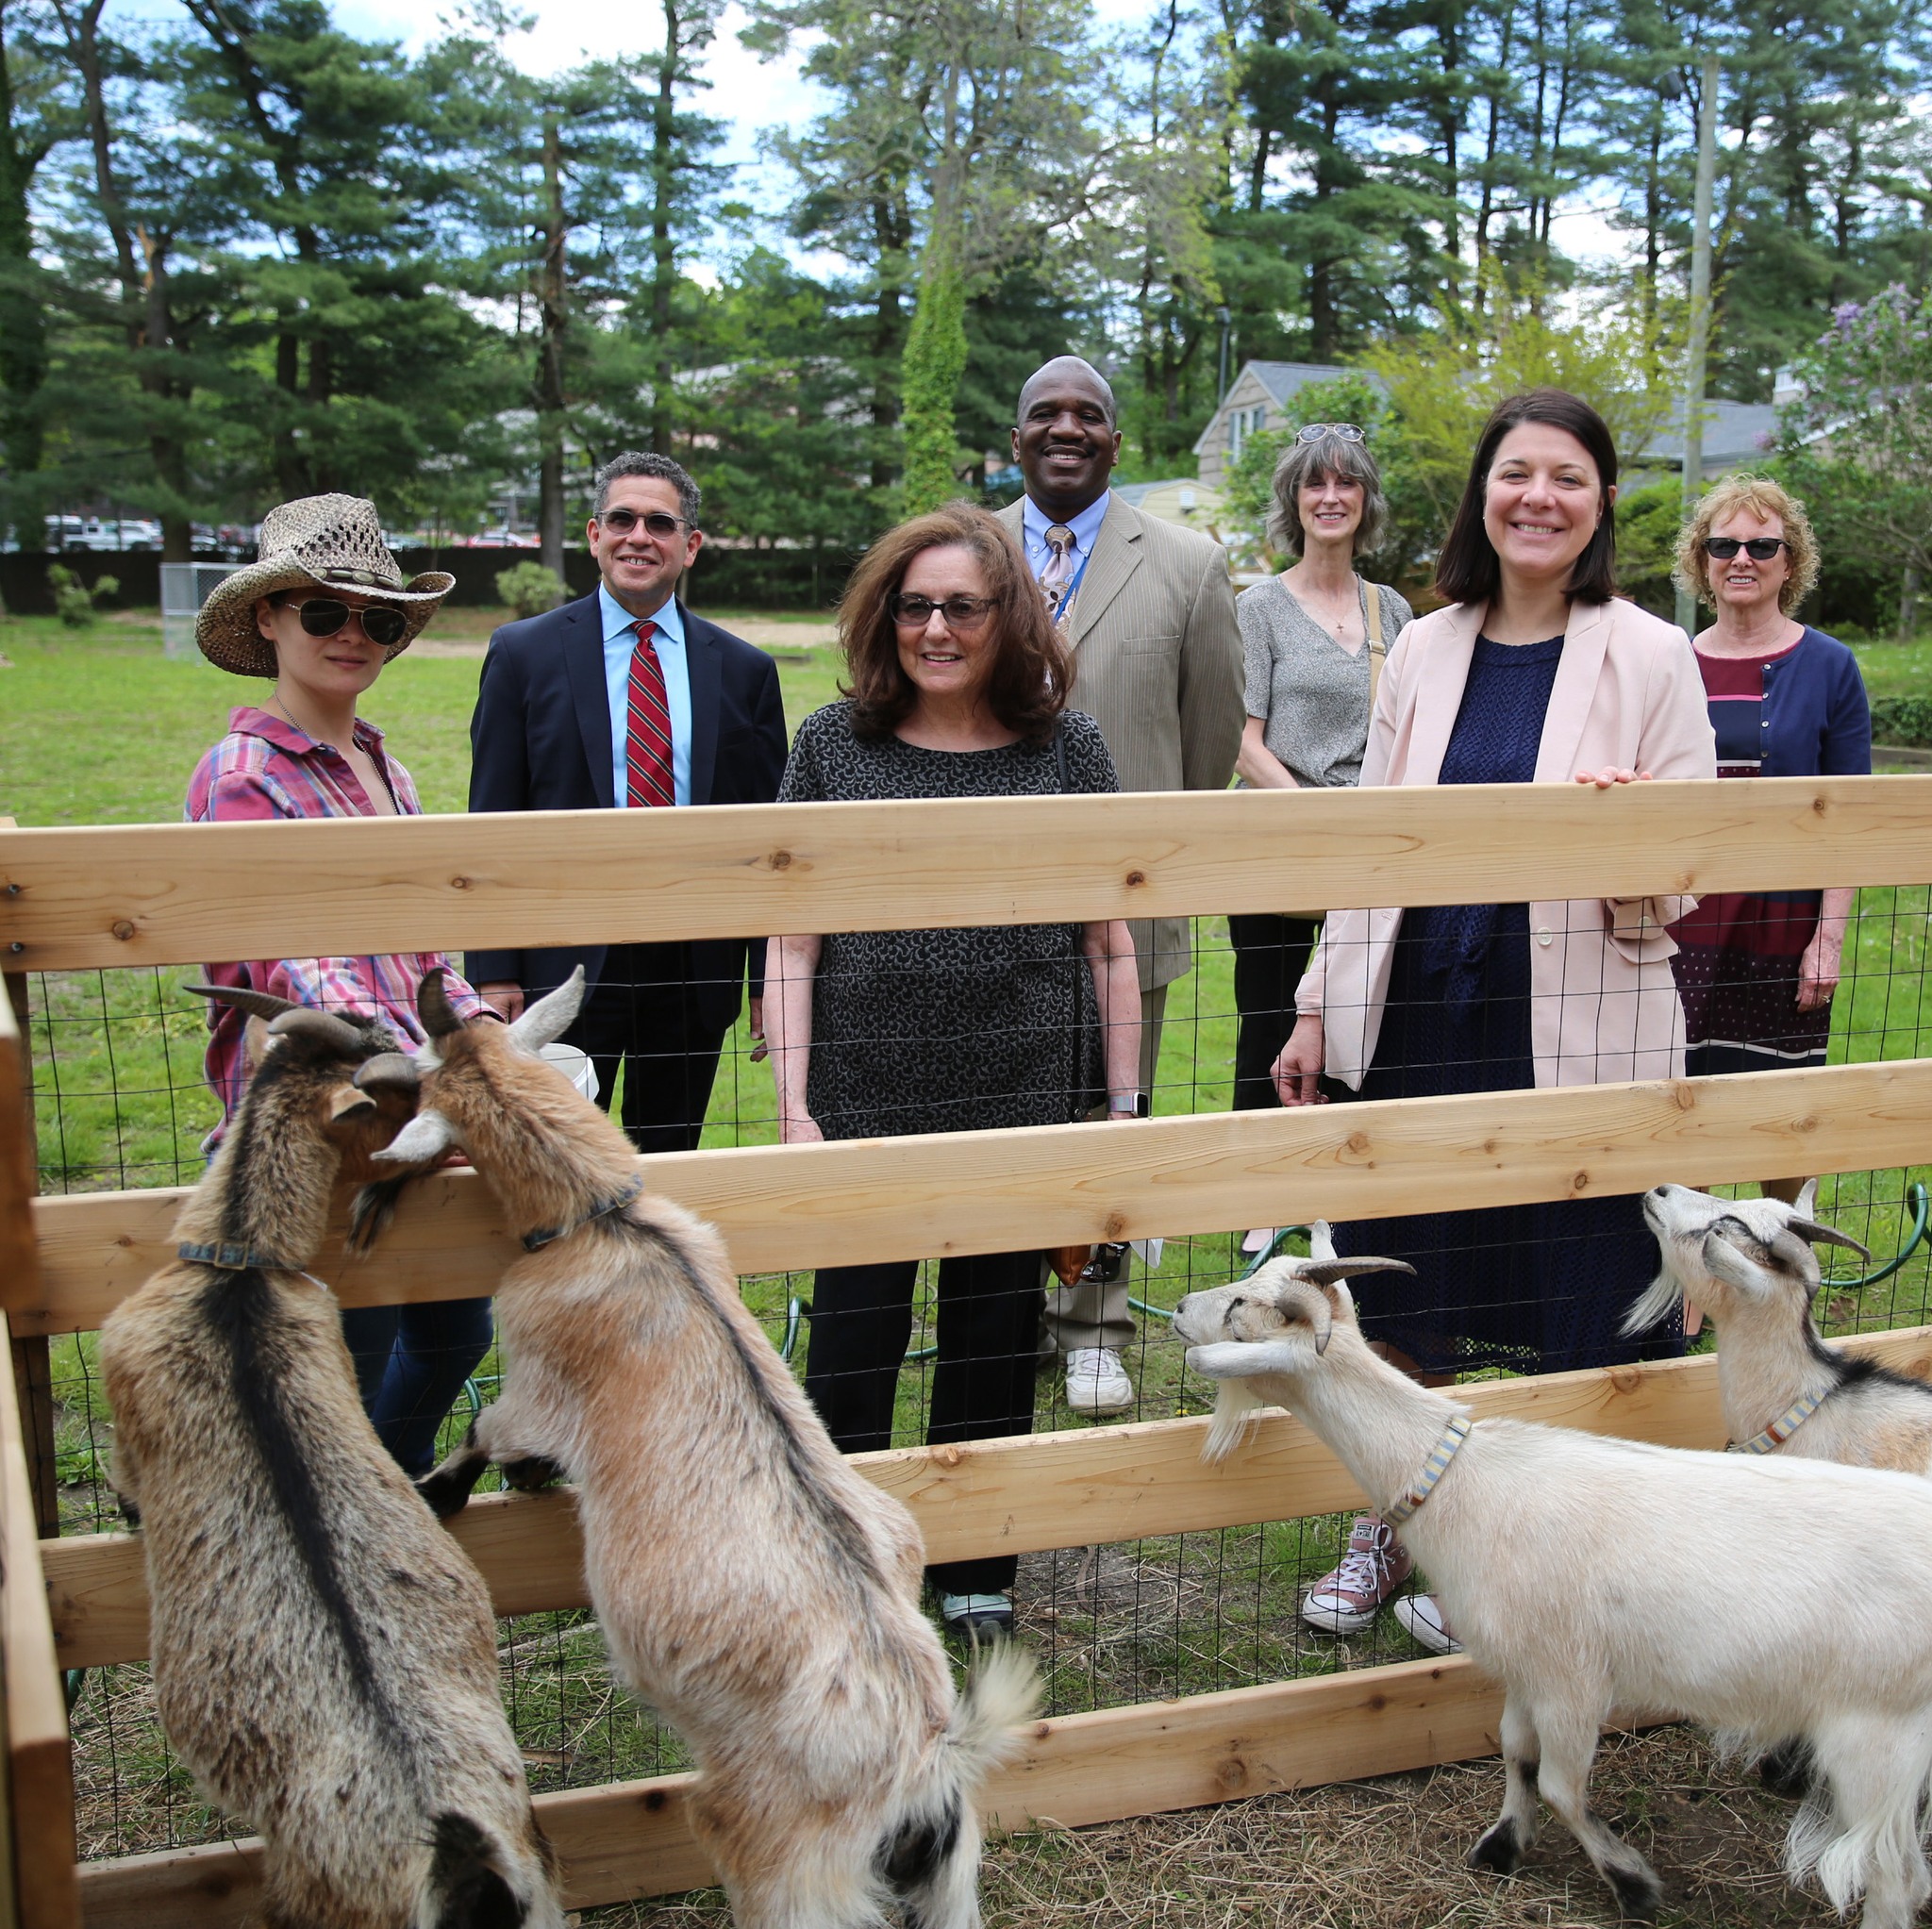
1393, 1591, 1462, 1655
1065, 1347, 1133, 1416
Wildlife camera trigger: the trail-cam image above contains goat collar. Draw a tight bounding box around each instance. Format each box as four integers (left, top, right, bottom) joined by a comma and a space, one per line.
1728, 1388, 1827, 1455
521, 1172, 644, 1253
1380, 1414, 1474, 1527
177, 1239, 294, 1272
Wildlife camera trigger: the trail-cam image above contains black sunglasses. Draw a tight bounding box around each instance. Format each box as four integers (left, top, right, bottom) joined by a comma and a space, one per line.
286, 597, 408, 648
598, 507, 695, 539
1704, 536, 1790, 561
890, 593, 996, 629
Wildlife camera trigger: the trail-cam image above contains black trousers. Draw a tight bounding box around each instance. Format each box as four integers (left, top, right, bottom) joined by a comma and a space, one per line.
804, 1250, 1043, 1595
566, 941, 728, 1155
1228, 913, 1321, 1112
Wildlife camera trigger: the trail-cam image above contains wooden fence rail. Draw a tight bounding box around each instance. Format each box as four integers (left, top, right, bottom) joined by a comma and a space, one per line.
2, 774, 1929, 972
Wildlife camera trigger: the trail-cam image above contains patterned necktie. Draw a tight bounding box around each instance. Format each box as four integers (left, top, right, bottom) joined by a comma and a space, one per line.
625, 620, 675, 809
1040, 524, 1077, 618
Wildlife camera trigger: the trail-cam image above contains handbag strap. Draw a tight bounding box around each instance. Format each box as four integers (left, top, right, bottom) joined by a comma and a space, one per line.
1363, 580, 1386, 711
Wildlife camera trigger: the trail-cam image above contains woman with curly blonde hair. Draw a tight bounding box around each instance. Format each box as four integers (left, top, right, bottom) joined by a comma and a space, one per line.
1669, 474, 1870, 1193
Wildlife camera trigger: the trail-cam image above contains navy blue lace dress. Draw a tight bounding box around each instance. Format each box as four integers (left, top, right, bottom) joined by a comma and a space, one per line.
1333, 636, 1683, 1375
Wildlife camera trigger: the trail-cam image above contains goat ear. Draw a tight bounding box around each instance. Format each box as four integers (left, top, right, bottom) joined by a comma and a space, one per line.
327, 1085, 377, 1123
1307, 1219, 1337, 1262
1186, 1340, 1295, 1381
374, 1107, 458, 1163
417, 966, 463, 1039
242, 1014, 274, 1073
1795, 1178, 1819, 1220
509, 967, 587, 1054
1786, 1217, 1872, 1262
1702, 1228, 1774, 1296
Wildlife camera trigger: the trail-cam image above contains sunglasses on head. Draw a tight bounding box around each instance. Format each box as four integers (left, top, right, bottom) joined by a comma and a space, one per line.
285, 597, 408, 648
1297, 422, 1364, 443
597, 507, 695, 539
1704, 536, 1790, 561
890, 593, 996, 629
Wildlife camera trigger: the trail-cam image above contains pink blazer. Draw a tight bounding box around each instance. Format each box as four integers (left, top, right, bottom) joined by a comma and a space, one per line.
1297, 594, 1718, 1090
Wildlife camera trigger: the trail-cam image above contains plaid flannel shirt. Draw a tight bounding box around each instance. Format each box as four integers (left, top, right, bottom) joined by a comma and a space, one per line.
186, 707, 490, 1136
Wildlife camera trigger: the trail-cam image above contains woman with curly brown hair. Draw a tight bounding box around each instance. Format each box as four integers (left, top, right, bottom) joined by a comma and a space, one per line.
767, 501, 1141, 1637
1668, 474, 1870, 1188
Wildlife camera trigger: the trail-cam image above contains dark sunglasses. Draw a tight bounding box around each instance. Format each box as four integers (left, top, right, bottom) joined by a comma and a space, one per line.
286, 597, 408, 648
598, 507, 695, 539
890, 593, 996, 629
1704, 536, 1790, 561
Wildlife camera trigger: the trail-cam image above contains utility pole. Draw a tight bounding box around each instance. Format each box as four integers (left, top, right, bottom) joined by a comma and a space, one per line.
1674, 49, 1719, 640
1216, 306, 1233, 404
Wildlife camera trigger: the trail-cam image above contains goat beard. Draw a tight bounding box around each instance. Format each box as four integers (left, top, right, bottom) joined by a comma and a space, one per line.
1202, 1379, 1272, 1464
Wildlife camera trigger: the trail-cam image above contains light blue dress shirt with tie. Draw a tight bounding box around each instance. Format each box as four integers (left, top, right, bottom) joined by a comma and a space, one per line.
599, 581, 691, 808
1020, 491, 1109, 584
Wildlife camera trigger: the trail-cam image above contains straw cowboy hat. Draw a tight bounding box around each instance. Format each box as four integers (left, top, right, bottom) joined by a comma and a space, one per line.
196, 493, 455, 676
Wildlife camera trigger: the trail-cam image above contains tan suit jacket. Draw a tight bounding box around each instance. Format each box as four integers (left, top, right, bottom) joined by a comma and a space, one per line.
1298, 594, 1718, 1089
1000, 491, 1244, 989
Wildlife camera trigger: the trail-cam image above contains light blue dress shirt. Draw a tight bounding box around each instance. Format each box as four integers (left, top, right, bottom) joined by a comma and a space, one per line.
1020, 491, 1109, 584
599, 582, 691, 808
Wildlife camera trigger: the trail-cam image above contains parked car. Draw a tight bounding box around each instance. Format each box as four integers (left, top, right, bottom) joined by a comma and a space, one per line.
43, 514, 89, 552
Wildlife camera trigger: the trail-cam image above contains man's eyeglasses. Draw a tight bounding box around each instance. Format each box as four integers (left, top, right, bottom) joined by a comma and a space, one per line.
1297, 423, 1364, 443
1704, 536, 1790, 561
890, 593, 996, 630
597, 507, 696, 539
285, 597, 408, 648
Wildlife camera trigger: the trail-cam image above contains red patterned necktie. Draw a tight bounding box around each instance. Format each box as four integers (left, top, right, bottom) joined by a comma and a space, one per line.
625, 620, 675, 809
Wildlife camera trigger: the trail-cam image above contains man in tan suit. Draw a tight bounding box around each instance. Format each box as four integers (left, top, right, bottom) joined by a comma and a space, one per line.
999, 356, 1244, 1414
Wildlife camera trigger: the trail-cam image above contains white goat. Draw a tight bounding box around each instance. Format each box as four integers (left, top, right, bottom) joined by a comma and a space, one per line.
361, 969, 1038, 1929
1175, 1253, 1932, 1929
1626, 1181, 1932, 1473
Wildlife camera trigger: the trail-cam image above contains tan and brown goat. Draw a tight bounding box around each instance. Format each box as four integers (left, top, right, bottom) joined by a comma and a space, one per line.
364, 968, 1038, 1929
100, 989, 562, 1929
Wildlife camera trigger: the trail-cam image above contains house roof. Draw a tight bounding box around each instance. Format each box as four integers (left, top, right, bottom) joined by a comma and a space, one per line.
1192, 362, 1376, 457
1641, 400, 1780, 471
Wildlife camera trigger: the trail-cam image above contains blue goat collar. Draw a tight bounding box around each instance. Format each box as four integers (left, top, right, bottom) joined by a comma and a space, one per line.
1381, 1414, 1474, 1526
1728, 1389, 1826, 1455
522, 1172, 644, 1253
177, 1240, 291, 1272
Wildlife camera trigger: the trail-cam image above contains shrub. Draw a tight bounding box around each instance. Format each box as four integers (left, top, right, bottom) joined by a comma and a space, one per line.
1869, 695, 1932, 747
495, 561, 568, 620
49, 564, 118, 628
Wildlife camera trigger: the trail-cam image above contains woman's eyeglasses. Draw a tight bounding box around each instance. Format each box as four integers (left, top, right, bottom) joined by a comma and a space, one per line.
597, 507, 695, 539
1297, 423, 1364, 443
890, 593, 996, 629
1704, 536, 1790, 561
287, 598, 408, 648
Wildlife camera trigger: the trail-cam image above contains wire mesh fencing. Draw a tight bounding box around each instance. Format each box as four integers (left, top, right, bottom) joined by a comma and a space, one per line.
22, 891, 1932, 1874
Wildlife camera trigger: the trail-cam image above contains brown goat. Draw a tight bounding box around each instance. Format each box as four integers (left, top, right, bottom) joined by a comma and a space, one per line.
366, 968, 1037, 1929
100, 989, 562, 1929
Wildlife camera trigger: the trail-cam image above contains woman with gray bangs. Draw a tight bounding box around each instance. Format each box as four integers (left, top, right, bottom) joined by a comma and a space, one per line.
1229, 424, 1412, 1253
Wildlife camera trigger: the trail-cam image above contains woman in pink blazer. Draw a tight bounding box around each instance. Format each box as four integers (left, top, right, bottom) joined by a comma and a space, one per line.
1272, 390, 1717, 1655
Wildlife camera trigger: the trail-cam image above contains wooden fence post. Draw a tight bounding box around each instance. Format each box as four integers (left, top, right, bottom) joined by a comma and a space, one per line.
4, 953, 58, 1541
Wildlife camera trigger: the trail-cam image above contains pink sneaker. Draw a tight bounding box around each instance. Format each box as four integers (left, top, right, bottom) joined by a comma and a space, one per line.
1393, 1592, 1462, 1655
1302, 1516, 1412, 1635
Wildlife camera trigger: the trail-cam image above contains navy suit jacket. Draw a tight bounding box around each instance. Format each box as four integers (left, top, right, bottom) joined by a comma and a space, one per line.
464, 592, 788, 1035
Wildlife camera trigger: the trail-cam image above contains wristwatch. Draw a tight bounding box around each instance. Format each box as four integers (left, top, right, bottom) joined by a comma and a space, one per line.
1108, 1090, 1151, 1118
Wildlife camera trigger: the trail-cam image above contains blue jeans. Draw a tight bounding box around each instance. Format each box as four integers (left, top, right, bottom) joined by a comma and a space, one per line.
341, 1298, 495, 1478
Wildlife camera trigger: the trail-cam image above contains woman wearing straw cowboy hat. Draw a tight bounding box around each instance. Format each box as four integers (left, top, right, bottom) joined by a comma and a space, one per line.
186, 492, 498, 1477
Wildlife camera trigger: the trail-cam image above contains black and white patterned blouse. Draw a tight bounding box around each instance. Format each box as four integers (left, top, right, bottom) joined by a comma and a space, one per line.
776, 702, 1120, 1140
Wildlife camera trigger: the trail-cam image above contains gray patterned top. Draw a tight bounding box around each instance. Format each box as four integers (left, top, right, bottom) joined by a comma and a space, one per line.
1237, 575, 1414, 790
777, 702, 1120, 1140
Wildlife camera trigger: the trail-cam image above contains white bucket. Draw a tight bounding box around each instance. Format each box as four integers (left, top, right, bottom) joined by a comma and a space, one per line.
539, 1041, 600, 1102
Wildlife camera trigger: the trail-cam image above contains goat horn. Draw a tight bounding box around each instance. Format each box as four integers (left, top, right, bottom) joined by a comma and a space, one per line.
1787, 1218, 1873, 1262
417, 966, 462, 1039
352, 1051, 421, 1093
182, 982, 303, 1023
1301, 1257, 1417, 1286
266, 1006, 366, 1050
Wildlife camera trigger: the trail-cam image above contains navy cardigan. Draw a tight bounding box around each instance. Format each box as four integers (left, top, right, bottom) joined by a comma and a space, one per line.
1752, 626, 1872, 777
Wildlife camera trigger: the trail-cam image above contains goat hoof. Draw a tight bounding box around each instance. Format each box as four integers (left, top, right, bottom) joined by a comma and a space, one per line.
1467, 1821, 1522, 1875
1607, 1870, 1662, 1925
414, 1471, 474, 1520
1757, 1742, 1813, 1802
502, 1456, 565, 1493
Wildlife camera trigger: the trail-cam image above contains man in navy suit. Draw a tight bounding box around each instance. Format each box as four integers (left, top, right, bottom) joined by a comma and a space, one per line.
466, 451, 788, 1153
